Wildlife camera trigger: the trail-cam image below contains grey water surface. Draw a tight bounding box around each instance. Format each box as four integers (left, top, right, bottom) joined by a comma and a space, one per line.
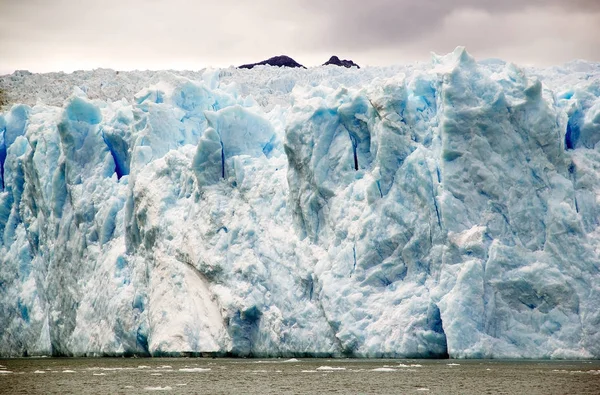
1, 358, 599, 394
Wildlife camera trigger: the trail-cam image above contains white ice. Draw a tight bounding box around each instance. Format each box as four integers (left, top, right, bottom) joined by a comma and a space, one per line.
1, 47, 600, 359
178, 368, 210, 372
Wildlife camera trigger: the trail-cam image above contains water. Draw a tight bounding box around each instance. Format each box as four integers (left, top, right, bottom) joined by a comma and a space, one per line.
1, 358, 599, 394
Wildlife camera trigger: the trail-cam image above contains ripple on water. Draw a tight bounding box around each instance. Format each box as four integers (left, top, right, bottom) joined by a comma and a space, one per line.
1, 359, 599, 394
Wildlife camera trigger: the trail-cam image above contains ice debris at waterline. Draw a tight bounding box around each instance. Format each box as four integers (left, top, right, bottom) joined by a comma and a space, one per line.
1, 47, 600, 359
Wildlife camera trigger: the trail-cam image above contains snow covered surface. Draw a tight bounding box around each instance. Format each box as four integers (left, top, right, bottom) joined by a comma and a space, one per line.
1, 47, 600, 359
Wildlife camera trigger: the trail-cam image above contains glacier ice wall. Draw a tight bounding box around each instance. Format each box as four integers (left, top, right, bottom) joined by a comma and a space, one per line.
1, 48, 600, 358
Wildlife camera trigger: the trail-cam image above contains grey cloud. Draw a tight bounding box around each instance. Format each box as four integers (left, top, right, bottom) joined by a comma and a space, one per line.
1, 0, 599, 73
295, 0, 600, 51
292, 0, 600, 50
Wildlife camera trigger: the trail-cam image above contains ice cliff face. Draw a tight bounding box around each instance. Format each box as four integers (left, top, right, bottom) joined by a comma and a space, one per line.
1, 48, 600, 358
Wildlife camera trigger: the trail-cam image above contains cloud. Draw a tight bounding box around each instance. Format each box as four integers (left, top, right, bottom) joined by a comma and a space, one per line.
0, 0, 309, 72
401, 7, 600, 65
295, 0, 600, 55
0, 0, 598, 73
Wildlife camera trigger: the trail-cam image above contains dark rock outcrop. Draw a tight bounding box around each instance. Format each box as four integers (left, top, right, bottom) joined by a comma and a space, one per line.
323, 56, 360, 69
239, 56, 306, 69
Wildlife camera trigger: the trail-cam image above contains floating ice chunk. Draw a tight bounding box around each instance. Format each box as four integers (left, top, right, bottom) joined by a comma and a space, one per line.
33, 370, 45, 374
178, 368, 211, 372
316, 366, 346, 371
371, 368, 397, 372
0, 371, 12, 374
144, 386, 172, 391
96, 367, 135, 371
62, 370, 76, 373
283, 358, 300, 363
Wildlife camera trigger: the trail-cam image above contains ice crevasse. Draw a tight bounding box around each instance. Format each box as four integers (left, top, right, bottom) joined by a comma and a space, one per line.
1, 47, 600, 359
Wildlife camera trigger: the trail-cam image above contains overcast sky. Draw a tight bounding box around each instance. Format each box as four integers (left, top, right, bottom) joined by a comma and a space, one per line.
1, 0, 599, 74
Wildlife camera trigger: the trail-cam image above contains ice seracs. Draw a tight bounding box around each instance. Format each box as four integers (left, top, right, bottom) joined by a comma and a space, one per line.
1, 47, 599, 359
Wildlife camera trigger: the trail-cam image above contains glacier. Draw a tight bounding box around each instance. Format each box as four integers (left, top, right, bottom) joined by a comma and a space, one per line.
1, 47, 600, 359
